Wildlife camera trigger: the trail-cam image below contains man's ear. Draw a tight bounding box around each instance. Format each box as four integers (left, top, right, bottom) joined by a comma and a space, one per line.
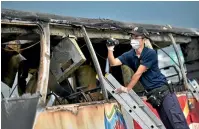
144, 39, 153, 49
141, 38, 146, 46
143, 38, 147, 43
143, 38, 147, 45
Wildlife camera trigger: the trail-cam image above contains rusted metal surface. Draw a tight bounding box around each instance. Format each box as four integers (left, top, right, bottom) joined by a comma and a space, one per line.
46, 100, 115, 110
2, 8, 199, 37
33, 93, 195, 129
33, 101, 118, 129
36, 23, 50, 106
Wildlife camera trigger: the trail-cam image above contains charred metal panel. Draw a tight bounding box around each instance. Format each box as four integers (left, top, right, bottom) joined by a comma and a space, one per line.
186, 61, 199, 81
50, 37, 86, 83
50, 26, 192, 44
181, 38, 199, 62
1, 25, 192, 44
1, 93, 40, 129
48, 71, 73, 98
2, 8, 199, 37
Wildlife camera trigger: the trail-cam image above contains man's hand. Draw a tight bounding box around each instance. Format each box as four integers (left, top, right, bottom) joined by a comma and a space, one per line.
106, 38, 119, 51
114, 86, 129, 94
107, 46, 115, 51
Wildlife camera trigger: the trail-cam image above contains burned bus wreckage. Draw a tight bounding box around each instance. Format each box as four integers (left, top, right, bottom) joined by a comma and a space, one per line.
1, 8, 199, 129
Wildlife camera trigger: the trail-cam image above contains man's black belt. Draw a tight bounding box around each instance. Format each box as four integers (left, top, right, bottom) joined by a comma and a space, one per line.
145, 84, 170, 97
145, 83, 173, 108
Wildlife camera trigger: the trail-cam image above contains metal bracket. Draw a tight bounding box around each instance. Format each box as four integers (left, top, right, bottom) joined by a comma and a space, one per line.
67, 34, 77, 40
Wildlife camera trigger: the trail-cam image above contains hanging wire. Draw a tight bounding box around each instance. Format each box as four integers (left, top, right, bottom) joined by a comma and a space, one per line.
2, 40, 32, 45
80, 44, 86, 48
149, 39, 180, 68
2, 22, 44, 52
9, 84, 18, 97
1, 41, 40, 52
95, 51, 106, 60
1, 92, 5, 99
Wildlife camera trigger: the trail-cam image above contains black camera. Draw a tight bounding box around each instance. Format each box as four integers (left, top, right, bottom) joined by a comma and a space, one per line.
106, 38, 119, 46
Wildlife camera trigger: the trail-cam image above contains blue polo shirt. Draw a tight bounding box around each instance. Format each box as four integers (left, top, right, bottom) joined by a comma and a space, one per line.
118, 47, 167, 90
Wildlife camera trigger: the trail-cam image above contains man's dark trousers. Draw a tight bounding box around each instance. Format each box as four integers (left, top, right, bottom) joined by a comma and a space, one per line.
156, 93, 190, 129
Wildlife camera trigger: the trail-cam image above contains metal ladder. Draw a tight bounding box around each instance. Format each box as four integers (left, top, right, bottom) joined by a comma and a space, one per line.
104, 74, 166, 129
187, 79, 199, 101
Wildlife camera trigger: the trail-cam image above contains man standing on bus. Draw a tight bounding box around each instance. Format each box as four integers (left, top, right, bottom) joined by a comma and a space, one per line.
106, 27, 189, 129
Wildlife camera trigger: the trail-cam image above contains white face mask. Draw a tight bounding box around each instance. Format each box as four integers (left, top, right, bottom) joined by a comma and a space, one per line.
130, 39, 140, 49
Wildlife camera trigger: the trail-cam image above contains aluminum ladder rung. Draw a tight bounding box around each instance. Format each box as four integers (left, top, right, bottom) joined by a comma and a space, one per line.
188, 79, 199, 101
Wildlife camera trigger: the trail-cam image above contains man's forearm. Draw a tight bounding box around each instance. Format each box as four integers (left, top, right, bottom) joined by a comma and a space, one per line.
126, 74, 141, 91
108, 50, 116, 66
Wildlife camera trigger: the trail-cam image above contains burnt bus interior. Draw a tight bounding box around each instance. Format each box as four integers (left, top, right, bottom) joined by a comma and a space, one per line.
1, 9, 199, 106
